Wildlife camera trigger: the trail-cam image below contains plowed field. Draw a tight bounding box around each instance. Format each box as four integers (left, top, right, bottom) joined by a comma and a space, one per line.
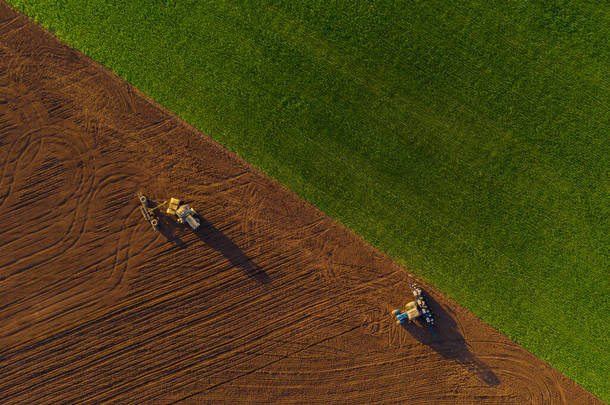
0, 4, 601, 404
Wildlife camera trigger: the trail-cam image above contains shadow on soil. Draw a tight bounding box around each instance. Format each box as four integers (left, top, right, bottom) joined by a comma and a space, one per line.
401, 293, 500, 387
158, 214, 270, 284
158, 215, 186, 248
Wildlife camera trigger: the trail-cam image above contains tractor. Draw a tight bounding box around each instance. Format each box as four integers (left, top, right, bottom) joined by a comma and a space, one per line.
166, 198, 200, 230
393, 281, 438, 340
137, 193, 201, 231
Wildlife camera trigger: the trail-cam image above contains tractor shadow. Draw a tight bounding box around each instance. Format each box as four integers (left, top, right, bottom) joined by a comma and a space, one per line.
401, 293, 500, 387
158, 215, 186, 248
193, 218, 270, 284
158, 214, 269, 284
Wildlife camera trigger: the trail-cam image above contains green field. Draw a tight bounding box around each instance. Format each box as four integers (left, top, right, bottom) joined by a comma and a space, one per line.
7, 0, 609, 399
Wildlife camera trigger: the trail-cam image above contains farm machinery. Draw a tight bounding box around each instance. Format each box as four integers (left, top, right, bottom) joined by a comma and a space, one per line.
137, 193, 201, 231
137, 193, 160, 231
166, 197, 200, 230
393, 281, 438, 340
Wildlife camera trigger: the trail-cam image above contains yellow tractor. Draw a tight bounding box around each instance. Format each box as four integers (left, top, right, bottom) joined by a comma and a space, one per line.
166, 197, 201, 230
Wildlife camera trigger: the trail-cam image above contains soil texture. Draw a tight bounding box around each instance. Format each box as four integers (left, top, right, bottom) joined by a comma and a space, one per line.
0, 3, 602, 404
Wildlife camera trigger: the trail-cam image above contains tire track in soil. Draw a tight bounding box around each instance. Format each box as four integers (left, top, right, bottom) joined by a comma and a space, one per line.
0, 3, 603, 404
0, 127, 93, 274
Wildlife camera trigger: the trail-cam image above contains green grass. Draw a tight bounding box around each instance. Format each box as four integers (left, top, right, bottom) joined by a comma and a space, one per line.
7, 0, 609, 399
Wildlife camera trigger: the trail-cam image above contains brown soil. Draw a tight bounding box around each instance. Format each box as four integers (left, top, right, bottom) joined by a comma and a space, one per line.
0, 3, 602, 404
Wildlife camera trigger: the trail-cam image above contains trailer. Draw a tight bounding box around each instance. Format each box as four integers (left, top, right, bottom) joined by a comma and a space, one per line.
137, 193, 159, 231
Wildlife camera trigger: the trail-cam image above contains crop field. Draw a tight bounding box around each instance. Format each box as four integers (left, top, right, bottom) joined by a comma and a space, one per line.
3, 0, 609, 402
0, 4, 605, 403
